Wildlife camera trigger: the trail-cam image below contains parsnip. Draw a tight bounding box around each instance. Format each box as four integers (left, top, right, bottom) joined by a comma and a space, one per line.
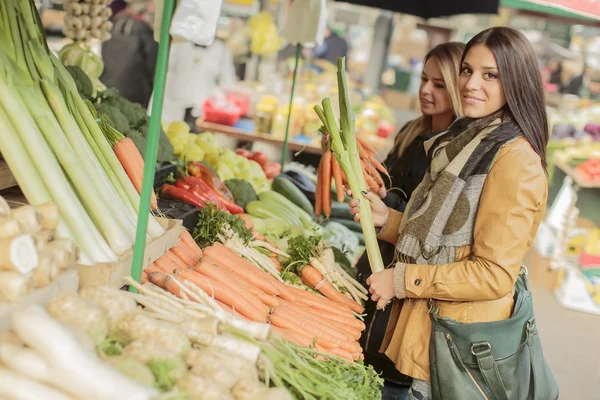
0, 235, 38, 273
0, 218, 21, 239
0, 271, 31, 302
32, 251, 58, 288
34, 203, 59, 230
11, 205, 42, 234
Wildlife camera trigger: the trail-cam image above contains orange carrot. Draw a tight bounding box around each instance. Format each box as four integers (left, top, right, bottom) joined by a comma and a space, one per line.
141, 271, 149, 284
322, 151, 332, 217
165, 250, 188, 269
174, 268, 268, 322
368, 152, 390, 177
272, 306, 353, 342
193, 259, 270, 315
170, 245, 196, 267
332, 157, 345, 203
201, 255, 280, 307
315, 157, 323, 216
154, 256, 178, 273
238, 214, 254, 230
356, 137, 377, 155
301, 265, 365, 313
287, 286, 354, 315
181, 229, 203, 258
147, 271, 168, 288
274, 328, 315, 348
269, 314, 339, 350
113, 137, 158, 209
204, 244, 281, 296
270, 254, 282, 272
278, 299, 365, 335
315, 344, 355, 361
362, 164, 378, 188
271, 308, 360, 353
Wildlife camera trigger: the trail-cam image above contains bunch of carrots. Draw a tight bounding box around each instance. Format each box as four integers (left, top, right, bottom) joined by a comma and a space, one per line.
316, 136, 389, 217
141, 216, 366, 362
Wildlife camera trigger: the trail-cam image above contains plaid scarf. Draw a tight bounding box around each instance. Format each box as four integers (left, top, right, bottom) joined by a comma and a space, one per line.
395, 115, 522, 266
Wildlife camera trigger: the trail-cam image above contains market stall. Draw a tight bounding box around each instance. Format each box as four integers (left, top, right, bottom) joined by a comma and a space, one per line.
0, 0, 389, 398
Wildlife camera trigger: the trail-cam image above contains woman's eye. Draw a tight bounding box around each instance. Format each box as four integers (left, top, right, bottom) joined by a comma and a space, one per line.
460, 67, 471, 75
484, 72, 498, 79
435, 84, 445, 89
421, 77, 427, 83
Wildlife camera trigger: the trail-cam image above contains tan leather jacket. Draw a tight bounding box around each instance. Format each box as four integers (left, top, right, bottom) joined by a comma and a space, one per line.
376, 137, 548, 382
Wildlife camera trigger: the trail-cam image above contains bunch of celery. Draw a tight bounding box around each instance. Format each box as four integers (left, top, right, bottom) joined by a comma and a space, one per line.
0, 0, 164, 264
314, 58, 385, 273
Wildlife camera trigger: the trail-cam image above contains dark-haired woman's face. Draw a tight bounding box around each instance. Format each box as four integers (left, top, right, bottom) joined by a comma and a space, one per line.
459, 45, 506, 118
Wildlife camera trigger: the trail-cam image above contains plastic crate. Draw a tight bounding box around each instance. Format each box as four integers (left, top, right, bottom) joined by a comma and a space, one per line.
154, 162, 178, 189
203, 98, 241, 126
157, 199, 200, 232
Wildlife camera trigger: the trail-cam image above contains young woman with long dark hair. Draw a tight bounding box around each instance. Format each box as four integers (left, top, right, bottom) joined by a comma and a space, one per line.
350, 27, 550, 399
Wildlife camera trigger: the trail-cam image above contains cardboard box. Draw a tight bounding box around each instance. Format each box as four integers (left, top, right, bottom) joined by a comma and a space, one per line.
76, 217, 183, 289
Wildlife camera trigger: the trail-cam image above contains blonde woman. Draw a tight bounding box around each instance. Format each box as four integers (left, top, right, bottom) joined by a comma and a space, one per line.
353, 42, 465, 398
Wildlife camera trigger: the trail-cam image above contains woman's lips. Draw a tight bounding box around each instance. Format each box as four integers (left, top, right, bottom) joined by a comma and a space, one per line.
463, 94, 484, 105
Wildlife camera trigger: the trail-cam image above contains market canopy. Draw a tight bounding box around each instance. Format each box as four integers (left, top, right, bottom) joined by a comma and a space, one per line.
501, 0, 600, 21
334, 0, 500, 19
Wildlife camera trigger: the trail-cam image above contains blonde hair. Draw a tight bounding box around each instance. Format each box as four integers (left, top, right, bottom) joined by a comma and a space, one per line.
393, 42, 465, 158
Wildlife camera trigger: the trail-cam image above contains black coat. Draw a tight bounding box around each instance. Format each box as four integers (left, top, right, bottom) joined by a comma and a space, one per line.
356, 122, 439, 385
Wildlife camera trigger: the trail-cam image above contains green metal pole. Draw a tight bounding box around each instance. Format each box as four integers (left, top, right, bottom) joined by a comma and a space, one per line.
280, 43, 302, 167
129, 0, 176, 292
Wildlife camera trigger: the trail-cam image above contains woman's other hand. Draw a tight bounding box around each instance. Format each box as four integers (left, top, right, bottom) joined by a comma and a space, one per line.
348, 189, 389, 227
366, 269, 396, 310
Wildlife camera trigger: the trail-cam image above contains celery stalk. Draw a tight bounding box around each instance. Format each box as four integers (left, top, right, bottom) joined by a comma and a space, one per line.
314, 58, 385, 273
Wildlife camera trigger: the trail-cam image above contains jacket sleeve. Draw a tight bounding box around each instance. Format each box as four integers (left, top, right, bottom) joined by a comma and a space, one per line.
395, 141, 548, 302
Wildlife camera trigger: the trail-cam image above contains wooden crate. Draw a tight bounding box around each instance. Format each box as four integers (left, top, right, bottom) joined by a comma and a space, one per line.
0, 269, 79, 331
76, 217, 183, 289
0, 160, 17, 191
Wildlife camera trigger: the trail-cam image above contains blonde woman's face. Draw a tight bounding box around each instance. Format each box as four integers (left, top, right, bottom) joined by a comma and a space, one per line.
459, 44, 507, 118
419, 56, 452, 117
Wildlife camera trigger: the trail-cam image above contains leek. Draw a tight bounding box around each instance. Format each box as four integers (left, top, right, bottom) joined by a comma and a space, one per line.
314, 57, 385, 273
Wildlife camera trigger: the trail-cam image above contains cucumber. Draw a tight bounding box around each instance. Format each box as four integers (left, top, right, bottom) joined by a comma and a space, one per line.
272, 176, 314, 217
258, 191, 312, 227
329, 218, 362, 233
330, 201, 353, 220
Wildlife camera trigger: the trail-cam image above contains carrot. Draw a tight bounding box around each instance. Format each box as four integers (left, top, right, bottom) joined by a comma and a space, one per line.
271, 307, 360, 354
141, 271, 149, 284
287, 286, 354, 315
332, 157, 345, 203
181, 229, 203, 258
270, 254, 282, 272
147, 271, 168, 289
368, 152, 390, 177
113, 137, 158, 209
170, 245, 196, 267
322, 151, 332, 217
164, 250, 188, 269
204, 244, 281, 296
315, 344, 354, 361
362, 163, 378, 188
272, 305, 353, 342
174, 268, 268, 322
269, 314, 339, 350
301, 265, 365, 313
356, 137, 377, 155
315, 157, 323, 217
154, 256, 179, 273
278, 299, 365, 334
272, 327, 315, 348
201, 255, 280, 307
193, 259, 270, 315
238, 214, 254, 230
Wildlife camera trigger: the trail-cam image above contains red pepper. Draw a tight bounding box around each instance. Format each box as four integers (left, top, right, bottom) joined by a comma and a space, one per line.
174, 180, 191, 191
187, 186, 229, 212
182, 176, 244, 214
161, 184, 209, 209
187, 162, 235, 201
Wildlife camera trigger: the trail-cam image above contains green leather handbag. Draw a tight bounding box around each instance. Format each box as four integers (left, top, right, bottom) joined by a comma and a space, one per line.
429, 268, 559, 400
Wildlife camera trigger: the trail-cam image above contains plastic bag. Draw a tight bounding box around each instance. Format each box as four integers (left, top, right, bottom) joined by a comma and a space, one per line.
169, 0, 223, 46
280, 0, 327, 47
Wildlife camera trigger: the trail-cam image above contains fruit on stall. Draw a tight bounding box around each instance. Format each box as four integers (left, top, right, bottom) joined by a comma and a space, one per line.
576, 158, 600, 182
235, 148, 282, 180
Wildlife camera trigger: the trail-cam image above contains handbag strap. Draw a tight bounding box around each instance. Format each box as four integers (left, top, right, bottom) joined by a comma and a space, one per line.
471, 342, 509, 400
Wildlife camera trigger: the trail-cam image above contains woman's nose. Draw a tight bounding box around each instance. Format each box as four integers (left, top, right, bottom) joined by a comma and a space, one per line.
464, 74, 482, 91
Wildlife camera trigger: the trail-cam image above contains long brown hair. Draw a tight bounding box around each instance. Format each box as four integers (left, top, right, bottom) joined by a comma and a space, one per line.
463, 27, 549, 169
393, 42, 465, 158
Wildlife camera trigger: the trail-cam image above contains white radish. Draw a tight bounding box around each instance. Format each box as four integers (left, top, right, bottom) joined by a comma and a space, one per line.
34, 203, 59, 230
0, 218, 21, 239
0, 342, 51, 381
11, 205, 42, 234
0, 235, 38, 274
0, 196, 9, 218
0, 367, 75, 400
12, 305, 159, 400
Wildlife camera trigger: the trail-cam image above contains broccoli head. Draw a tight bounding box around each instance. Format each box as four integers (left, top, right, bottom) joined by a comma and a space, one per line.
65, 65, 93, 99
105, 95, 148, 129
94, 102, 130, 134
224, 179, 258, 210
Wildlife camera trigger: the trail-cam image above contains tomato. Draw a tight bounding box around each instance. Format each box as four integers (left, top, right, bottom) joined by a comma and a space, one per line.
235, 148, 252, 158
263, 161, 281, 179
251, 151, 269, 167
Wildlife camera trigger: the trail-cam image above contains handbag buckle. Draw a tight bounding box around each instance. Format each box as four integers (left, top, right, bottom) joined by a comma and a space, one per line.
471, 342, 492, 356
